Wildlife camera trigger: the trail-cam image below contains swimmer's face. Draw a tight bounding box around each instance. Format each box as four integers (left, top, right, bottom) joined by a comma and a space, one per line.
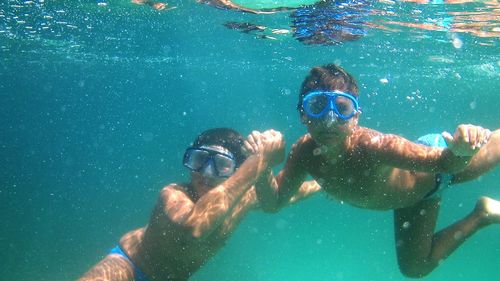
301, 111, 358, 145
189, 145, 234, 188
299, 89, 360, 145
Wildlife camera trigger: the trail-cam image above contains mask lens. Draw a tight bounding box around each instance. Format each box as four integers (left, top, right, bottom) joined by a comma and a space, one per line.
334, 96, 356, 118
305, 94, 329, 115
213, 154, 236, 177
184, 147, 237, 178
184, 149, 209, 171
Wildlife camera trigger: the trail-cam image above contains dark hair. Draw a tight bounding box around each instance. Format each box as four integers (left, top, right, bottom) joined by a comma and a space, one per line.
297, 64, 359, 113
192, 128, 247, 166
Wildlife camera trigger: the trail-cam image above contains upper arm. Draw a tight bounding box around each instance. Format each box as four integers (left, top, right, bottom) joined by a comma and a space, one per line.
361, 132, 448, 173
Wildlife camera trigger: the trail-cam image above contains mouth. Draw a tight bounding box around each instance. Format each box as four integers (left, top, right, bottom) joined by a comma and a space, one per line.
315, 132, 338, 141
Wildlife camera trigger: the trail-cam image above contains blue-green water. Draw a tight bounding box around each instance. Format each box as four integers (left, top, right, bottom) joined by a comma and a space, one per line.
1, 0, 499, 280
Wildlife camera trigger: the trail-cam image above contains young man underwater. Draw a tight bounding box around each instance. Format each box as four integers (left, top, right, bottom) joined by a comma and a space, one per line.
246, 64, 500, 278
77, 128, 315, 281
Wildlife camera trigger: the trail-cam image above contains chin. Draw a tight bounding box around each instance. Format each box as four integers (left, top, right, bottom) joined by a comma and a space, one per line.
314, 132, 346, 146
202, 177, 224, 188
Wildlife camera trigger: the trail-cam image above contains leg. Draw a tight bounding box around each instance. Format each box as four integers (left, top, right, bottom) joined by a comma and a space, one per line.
394, 196, 500, 278
77, 254, 135, 281
453, 129, 500, 184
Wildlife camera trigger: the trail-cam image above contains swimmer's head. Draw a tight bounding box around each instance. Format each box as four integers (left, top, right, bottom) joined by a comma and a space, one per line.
186, 128, 247, 189
191, 128, 247, 167
297, 64, 359, 116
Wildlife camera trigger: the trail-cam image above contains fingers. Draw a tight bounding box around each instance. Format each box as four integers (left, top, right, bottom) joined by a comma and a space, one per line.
477, 128, 492, 148
251, 130, 262, 147
485, 129, 492, 142
456, 124, 491, 149
455, 124, 470, 144
261, 130, 284, 150
245, 131, 262, 154
441, 131, 453, 146
449, 125, 492, 156
245, 130, 285, 156
243, 140, 255, 154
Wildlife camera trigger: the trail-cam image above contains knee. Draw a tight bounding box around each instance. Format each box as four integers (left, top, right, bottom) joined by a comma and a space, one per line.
397, 259, 435, 279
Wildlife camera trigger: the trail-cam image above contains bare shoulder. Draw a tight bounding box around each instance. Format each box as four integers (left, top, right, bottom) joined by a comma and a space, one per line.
158, 183, 195, 224
350, 127, 407, 151
160, 183, 188, 196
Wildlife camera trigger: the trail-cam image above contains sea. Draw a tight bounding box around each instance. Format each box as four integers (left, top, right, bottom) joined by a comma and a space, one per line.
0, 0, 499, 280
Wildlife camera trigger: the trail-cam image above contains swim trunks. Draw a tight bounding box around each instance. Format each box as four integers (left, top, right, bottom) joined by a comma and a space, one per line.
110, 246, 150, 281
416, 133, 454, 199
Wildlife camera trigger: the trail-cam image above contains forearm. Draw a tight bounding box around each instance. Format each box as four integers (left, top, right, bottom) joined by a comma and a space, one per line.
373, 134, 473, 174
254, 167, 280, 213
288, 180, 321, 204
186, 154, 266, 238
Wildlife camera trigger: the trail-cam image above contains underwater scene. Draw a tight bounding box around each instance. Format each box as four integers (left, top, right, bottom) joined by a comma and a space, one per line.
1, 0, 499, 280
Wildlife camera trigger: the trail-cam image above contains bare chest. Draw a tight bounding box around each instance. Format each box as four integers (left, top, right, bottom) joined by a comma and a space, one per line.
306, 155, 392, 208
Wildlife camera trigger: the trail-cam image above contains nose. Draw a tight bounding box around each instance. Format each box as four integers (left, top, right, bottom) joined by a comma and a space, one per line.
322, 110, 337, 127
201, 160, 216, 177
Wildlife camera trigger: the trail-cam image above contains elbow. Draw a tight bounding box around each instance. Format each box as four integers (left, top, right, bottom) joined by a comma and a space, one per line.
260, 204, 281, 214
399, 268, 432, 279
397, 260, 434, 279
258, 198, 284, 213
186, 225, 210, 241
182, 217, 212, 241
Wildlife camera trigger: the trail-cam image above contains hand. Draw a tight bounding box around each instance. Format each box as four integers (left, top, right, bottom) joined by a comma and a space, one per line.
244, 130, 263, 156
442, 124, 492, 157
244, 130, 285, 167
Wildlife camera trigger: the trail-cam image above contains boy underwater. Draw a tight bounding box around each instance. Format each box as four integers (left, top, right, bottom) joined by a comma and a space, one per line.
247, 64, 500, 278
77, 128, 314, 281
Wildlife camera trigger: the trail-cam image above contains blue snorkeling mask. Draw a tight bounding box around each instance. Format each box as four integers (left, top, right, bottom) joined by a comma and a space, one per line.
183, 146, 237, 178
302, 91, 360, 121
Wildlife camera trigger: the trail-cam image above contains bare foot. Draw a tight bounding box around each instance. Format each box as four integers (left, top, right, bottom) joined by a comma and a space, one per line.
476, 196, 500, 225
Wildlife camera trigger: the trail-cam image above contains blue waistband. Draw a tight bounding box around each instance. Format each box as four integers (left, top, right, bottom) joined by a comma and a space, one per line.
416, 133, 454, 199
110, 246, 150, 281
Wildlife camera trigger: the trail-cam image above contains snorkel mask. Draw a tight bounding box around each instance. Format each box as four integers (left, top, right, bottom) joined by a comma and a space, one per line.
302, 90, 360, 122
183, 146, 237, 178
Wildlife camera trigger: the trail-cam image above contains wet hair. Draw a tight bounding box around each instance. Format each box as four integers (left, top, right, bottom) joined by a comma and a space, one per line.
191, 128, 247, 166
297, 64, 359, 114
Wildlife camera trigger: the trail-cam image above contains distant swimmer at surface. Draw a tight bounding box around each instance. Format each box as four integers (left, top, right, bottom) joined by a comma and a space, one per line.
132, 0, 297, 13
222, 0, 371, 45
131, 0, 177, 10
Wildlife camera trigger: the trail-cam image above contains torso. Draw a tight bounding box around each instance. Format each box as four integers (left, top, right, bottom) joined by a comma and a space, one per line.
297, 128, 435, 210
119, 185, 258, 281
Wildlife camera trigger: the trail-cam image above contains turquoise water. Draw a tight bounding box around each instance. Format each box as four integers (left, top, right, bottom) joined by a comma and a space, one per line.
1, 0, 499, 280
